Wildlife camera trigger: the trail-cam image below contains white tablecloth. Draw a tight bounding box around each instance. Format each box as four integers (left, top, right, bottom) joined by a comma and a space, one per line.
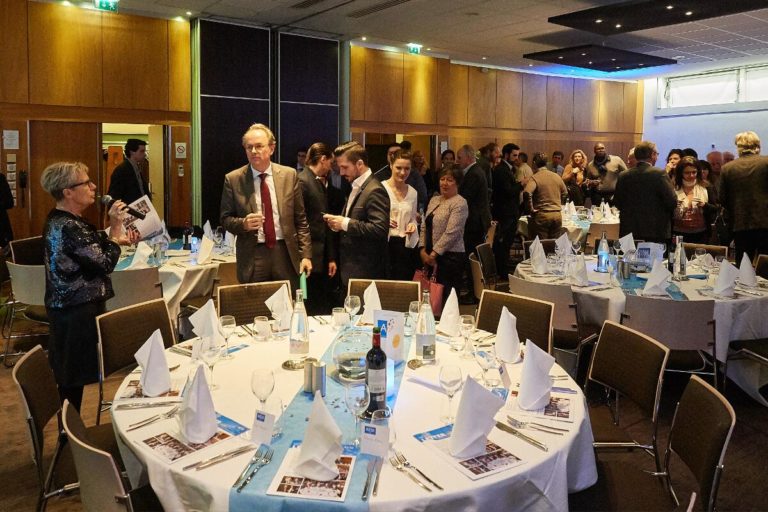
112, 320, 597, 511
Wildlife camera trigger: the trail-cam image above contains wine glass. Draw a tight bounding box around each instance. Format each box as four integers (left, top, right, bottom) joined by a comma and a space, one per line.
219, 315, 236, 360
201, 339, 224, 390
405, 300, 420, 337
613, 240, 622, 255
474, 346, 498, 387
459, 315, 475, 359
344, 384, 370, 447
694, 248, 707, 269
213, 226, 224, 250
344, 295, 361, 326
250, 368, 275, 410
439, 365, 463, 424
571, 239, 581, 255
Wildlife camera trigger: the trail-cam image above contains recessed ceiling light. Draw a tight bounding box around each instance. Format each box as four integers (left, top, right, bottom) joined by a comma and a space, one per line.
685, 11, 692, 15
361, 36, 367, 41
611, 58, 616, 61
595, 18, 603, 23
588, 61, 593, 64
615, 23, 622, 28
581, 53, 587, 56
615, 66, 621, 69
528, 64, 533, 67
558, 56, 563, 59
482, 56, 487, 60
667, 5, 674, 9
186, 11, 192, 15
426, 48, 431, 51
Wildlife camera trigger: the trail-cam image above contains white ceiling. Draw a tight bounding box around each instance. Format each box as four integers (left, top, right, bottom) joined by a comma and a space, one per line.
82, 0, 768, 79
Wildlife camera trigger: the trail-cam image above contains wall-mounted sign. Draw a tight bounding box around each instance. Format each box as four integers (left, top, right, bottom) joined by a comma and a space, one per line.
175, 142, 187, 159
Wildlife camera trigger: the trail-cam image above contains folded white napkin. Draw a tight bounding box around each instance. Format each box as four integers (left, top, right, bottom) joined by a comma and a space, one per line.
695, 253, 715, 268
572, 254, 589, 286
293, 391, 342, 480
568, 202, 577, 217
517, 340, 555, 410
407, 375, 445, 394
180, 364, 218, 444
437, 288, 460, 337
601, 202, 615, 221
196, 236, 215, 264
360, 282, 381, 325
530, 237, 548, 274
715, 259, 738, 297
134, 329, 171, 397
739, 252, 758, 288
495, 306, 521, 363
126, 241, 153, 269
555, 232, 570, 255
224, 231, 236, 250
189, 299, 225, 356
643, 259, 671, 296
266, 285, 293, 331
449, 377, 505, 458
619, 233, 635, 254
529, 235, 543, 255
203, 220, 213, 240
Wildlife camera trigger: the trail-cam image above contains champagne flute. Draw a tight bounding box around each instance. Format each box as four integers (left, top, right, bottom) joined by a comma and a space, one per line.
459, 315, 475, 359
250, 368, 275, 410
613, 240, 622, 256
694, 247, 707, 269
344, 295, 361, 326
439, 365, 463, 424
201, 339, 224, 390
344, 384, 370, 447
213, 226, 224, 250
219, 315, 236, 360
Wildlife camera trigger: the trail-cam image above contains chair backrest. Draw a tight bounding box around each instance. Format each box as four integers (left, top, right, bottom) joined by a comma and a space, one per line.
10, 236, 44, 265
668, 375, 735, 512
469, 253, 485, 300
62, 401, 129, 512
215, 261, 239, 289
11, 346, 60, 483
507, 275, 577, 333
217, 281, 291, 325
476, 290, 554, 354
621, 296, 716, 353
753, 254, 768, 280
485, 220, 498, 248
347, 279, 421, 313
523, 239, 557, 259
7, 262, 46, 305
106, 267, 163, 311
586, 223, 620, 251
682, 243, 728, 261
588, 321, 670, 422
97, 298, 175, 379
475, 242, 497, 281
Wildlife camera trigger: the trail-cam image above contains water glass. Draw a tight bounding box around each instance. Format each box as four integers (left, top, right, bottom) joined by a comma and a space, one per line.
459, 315, 475, 359
331, 307, 349, 330
439, 365, 463, 424
253, 316, 271, 342
345, 384, 370, 447
219, 315, 236, 360
251, 368, 275, 410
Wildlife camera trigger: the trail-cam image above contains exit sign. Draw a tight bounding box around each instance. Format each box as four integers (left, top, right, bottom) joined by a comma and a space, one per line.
407, 43, 422, 55
94, 0, 119, 12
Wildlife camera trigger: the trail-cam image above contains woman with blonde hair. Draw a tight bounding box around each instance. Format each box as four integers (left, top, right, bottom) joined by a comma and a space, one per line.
561, 149, 587, 205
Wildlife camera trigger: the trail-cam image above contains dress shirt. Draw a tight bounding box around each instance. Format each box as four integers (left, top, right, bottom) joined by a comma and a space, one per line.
341, 169, 372, 232
250, 164, 284, 242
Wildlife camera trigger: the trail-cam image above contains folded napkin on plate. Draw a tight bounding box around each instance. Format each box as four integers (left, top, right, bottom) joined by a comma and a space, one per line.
643, 259, 671, 296
600, 202, 615, 222
530, 237, 548, 274
518, 340, 555, 411
739, 252, 758, 288
449, 377, 505, 458
360, 282, 381, 325
619, 233, 635, 254
266, 284, 293, 331
134, 329, 171, 397
196, 236, 215, 264
715, 259, 738, 297
555, 232, 570, 255
189, 299, 225, 358
437, 288, 460, 337
495, 306, 521, 363
126, 241, 153, 269
203, 220, 213, 241
294, 391, 342, 480
572, 254, 589, 287
180, 364, 218, 443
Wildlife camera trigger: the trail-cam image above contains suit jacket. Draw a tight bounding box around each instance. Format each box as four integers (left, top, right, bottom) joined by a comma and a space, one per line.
719, 155, 768, 233
339, 174, 390, 286
613, 162, 677, 241
0, 172, 13, 247
107, 159, 150, 205
459, 163, 491, 238
491, 161, 521, 229
298, 170, 343, 273
219, 163, 312, 283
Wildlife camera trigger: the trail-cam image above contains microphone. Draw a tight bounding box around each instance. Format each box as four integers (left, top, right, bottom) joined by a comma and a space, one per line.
100, 195, 146, 220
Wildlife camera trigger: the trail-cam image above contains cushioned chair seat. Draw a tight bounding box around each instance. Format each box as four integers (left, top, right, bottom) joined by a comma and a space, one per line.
729, 338, 768, 356
667, 350, 709, 372
554, 328, 581, 351
588, 405, 637, 445
23, 305, 49, 323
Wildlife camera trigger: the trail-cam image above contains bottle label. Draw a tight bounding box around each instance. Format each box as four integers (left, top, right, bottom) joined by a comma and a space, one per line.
416, 334, 436, 361
289, 339, 308, 355
367, 368, 386, 395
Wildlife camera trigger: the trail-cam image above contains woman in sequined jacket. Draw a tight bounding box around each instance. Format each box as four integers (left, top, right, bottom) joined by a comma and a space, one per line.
41, 161, 136, 410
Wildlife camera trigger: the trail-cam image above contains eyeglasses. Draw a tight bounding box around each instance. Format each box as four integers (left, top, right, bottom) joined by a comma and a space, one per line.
67, 179, 93, 189
245, 144, 272, 153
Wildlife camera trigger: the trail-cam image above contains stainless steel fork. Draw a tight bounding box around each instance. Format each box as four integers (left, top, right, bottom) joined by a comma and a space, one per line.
236, 447, 274, 493
394, 451, 443, 490
389, 457, 431, 492
126, 405, 180, 431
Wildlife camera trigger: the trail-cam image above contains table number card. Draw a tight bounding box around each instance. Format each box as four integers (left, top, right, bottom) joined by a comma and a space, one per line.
251, 410, 276, 445
499, 363, 512, 390
360, 423, 389, 458
374, 310, 405, 362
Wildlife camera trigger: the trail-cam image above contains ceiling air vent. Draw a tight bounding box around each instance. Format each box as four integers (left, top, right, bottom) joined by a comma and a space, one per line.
347, 0, 411, 19
291, 0, 328, 8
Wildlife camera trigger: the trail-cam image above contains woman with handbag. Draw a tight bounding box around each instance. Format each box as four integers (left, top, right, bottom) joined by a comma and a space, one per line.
383, 149, 420, 280
419, 164, 468, 308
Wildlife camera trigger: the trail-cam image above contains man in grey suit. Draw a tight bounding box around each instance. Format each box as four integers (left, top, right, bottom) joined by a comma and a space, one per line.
613, 141, 677, 245
323, 141, 390, 288
220, 123, 312, 287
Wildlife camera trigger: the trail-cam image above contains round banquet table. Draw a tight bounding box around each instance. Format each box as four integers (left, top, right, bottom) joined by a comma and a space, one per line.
112, 318, 598, 511
514, 257, 768, 406
517, 217, 619, 244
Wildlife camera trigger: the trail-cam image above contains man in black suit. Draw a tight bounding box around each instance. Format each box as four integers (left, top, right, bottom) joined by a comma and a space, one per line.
107, 138, 151, 205
298, 142, 345, 313
323, 142, 390, 288
458, 144, 491, 258
492, 143, 522, 278
614, 141, 677, 245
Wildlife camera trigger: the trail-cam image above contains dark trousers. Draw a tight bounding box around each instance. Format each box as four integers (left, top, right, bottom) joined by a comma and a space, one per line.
733, 229, 768, 264
493, 220, 517, 280
387, 236, 418, 281
436, 252, 465, 307
250, 240, 298, 291
306, 269, 337, 316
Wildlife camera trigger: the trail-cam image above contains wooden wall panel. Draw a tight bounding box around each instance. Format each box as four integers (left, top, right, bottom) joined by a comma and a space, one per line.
364, 50, 403, 123
102, 13, 169, 110
28, 2, 103, 107
521, 74, 547, 131
448, 64, 468, 127
435, 58, 451, 126
167, 125, 192, 227
598, 81, 624, 133
467, 67, 496, 128
546, 77, 574, 132
622, 82, 638, 134
573, 79, 599, 132
403, 54, 437, 125
350, 45, 367, 121
169, 20, 191, 112
496, 71, 522, 129
0, 0, 28, 104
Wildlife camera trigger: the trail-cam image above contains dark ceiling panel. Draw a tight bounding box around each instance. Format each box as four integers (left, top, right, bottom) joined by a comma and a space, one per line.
523, 44, 676, 72
549, 0, 768, 36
